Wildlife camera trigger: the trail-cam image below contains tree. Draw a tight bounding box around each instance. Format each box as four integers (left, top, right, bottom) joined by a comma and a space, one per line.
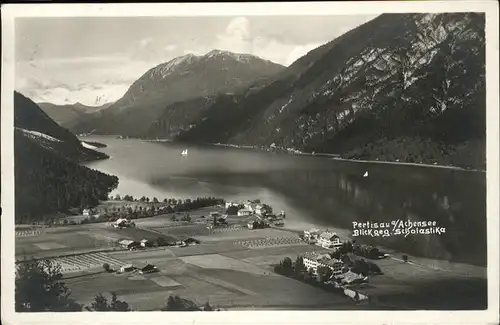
281, 257, 293, 276
156, 236, 168, 247
294, 256, 305, 276
152, 197, 159, 203
352, 259, 369, 276
330, 250, 342, 259
85, 293, 109, 311
85, 292, 131, 311
317, 266, 333, 283
15, 260, 82, 312
226, 206, 239, 215
308, 268, 315, 279
115, 194, 121, 201
163, 198, 169, 203
109, 292, 131, 311
162, 295, 200, 311
202, 301, 213, 311
102, 263, 111, 272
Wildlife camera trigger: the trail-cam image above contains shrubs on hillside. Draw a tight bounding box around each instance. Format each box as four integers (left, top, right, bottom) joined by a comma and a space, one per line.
15, 131, 119, 223
343, 137, 485, 170
15, 260, 82, 312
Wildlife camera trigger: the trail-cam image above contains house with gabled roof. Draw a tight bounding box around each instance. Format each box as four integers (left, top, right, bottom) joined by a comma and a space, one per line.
317, 231, 343, 249
303, 252, 343, 276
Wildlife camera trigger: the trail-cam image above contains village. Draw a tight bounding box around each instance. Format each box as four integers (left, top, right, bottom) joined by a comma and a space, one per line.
15, 195, 477, 310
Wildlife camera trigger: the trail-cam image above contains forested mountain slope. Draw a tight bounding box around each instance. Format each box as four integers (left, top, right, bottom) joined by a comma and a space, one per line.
14, 92, 118, 222
70, 50, 284, 137
178, 13, 486, 170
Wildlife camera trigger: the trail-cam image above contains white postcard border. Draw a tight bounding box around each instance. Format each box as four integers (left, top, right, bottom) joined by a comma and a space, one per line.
1, 2, 499, 325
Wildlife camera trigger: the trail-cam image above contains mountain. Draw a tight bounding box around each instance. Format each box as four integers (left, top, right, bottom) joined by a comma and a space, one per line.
37, 101, 112, 129
70, 50, 285, 137
20, 81, 127, 107
177, 13, 486, 170
14, 92, 118, 222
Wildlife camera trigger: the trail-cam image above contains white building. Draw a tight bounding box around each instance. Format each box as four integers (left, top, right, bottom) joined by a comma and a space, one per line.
140, 239, 152, 247
304, 228, 321, 240
237, 208, 253, 216
303, 252, 343, 276
317, 231, 343, 249
225, 202, 237, 209
82, 209, 91, 217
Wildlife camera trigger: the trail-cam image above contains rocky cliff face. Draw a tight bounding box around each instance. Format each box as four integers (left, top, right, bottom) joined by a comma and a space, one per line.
70, 50, 284, 137
178, 13, 486, 169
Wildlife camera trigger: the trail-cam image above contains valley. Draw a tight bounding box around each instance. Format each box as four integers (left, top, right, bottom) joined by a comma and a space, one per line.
11, 10, 490, 314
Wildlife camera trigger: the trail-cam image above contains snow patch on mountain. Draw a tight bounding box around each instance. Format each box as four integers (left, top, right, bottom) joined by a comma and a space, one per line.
25, 84, 127, 107
81, 141, 98, 150
152, 54, 198, 79
17, 127, 61, 142
205, 49, 257, 64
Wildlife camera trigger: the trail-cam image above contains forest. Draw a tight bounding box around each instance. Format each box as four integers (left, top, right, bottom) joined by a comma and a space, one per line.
15, 130, 119, 223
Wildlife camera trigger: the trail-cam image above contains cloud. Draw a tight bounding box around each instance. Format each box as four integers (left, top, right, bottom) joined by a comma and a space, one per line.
139, 37, 153, 48
15, 56, 161, 105
285, 43, 323, 66
164, 44, 178, 52
15, 16, 378, 104
206, 17, 326, 66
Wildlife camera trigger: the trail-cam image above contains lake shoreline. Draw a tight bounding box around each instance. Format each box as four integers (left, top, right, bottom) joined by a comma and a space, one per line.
142, 138, 485, 173
16, 206, 487, 276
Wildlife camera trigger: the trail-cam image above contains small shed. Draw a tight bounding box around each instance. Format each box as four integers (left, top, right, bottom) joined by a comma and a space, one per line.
139, 264, 158, 274
120, 264, 135, 273
184, 238, 200, 245
119, 239, 140, 250
237, 209, 252, 216
140, 239, 153, 247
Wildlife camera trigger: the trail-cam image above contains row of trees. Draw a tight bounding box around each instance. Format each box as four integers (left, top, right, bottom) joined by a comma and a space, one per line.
331, 240, 385, 260
112, 195, 224, 207
15, 260, 216, 312
77, 197, 224, 225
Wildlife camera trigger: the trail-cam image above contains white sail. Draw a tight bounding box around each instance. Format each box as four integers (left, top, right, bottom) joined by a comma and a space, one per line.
181, 149, 188, 156
363, 171, 368, 177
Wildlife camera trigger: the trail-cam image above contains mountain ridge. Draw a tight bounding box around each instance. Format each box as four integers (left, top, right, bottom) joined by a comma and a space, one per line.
176, 13, 486, 170
14, 91, 119, 222
69, 50, 285, 137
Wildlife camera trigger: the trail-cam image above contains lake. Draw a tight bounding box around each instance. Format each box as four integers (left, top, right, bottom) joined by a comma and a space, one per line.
82, 136, 487, 267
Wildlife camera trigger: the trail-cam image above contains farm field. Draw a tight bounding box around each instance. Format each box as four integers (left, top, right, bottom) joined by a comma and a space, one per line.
19, 207, 487, 311
15, 226, 119, 259
64, 245, 357, 311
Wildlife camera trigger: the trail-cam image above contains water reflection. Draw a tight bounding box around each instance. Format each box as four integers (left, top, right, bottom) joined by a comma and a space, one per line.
185, 168, 486, 266
83, 136, 486, 266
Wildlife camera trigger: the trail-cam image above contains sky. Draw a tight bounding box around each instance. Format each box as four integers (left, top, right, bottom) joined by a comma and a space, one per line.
15, 15, 377, 106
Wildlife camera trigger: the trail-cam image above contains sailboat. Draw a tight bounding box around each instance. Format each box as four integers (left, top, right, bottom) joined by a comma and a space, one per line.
363, 171, 368, 177
181, 149, 188, 156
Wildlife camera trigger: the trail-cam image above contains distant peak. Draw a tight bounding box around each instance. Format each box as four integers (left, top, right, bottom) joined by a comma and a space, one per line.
204, 49, 262, 64
207, 49, 231, 56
